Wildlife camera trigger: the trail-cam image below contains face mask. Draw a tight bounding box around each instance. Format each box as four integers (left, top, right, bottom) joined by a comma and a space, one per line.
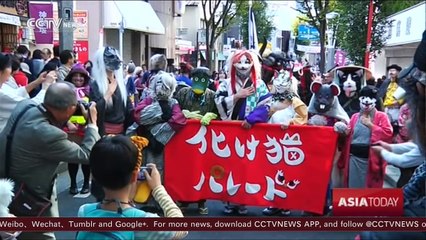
359, 96, 376, 112
103, 47, 122, 71
234, 55, 253, 80
192, 72, 210, 95
273, 70, 292, 94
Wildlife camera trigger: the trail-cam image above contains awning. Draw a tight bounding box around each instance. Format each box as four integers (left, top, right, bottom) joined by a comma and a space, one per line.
0, 12, 20, 26
103, 1, 165, 35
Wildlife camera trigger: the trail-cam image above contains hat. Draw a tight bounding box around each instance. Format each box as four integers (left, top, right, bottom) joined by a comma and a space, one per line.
20, 62, 31, 75
359, 85, 378, 99
386, 64, 402, 72
414, 30, 426, 72
64, 63, 90, 85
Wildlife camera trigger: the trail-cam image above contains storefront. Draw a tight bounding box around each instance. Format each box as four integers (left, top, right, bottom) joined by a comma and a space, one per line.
175, 39, 194, 63
0, 0, 29, 52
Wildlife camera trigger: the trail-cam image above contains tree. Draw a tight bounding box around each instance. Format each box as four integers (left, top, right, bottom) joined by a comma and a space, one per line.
381, 0, 423, 16
238, 0, 275, 49
291, 16, 307, 57
334, 0, 391, 65
294, 0, 335, 73
200, 0, 243, 70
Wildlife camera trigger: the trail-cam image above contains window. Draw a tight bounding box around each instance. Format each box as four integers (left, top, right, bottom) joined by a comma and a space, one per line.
406, 17, 411, 35
396, 20, 401, 37
388, 24, 392, 39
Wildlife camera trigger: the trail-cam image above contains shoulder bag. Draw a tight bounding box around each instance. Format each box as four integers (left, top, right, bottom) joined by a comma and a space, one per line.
5, 104, 52, 217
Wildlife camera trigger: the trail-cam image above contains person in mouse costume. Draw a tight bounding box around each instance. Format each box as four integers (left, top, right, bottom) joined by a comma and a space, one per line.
307, 81, 350, 215
215, 50, 272, 215
174, 67, 218, 215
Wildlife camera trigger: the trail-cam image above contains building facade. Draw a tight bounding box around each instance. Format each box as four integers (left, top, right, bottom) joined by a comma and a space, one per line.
372, 2, 425, 77
77, 0, 169, 66
0, 0, 29, 52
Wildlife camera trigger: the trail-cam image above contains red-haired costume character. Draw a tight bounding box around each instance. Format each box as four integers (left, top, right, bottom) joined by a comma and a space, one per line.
214, 50, 272, 215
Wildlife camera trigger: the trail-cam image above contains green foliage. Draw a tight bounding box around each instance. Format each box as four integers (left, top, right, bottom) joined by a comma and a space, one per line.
381, 0, 424, 16
238, 0, 275, 49
335, 0, 391, 65
294, 0, 335, 72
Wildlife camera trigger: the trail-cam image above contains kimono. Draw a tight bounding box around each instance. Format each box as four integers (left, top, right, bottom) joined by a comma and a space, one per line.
133, 96, 186, 175
175, 87, 218, 116
338, 111, 393, 188
215, 78, 272, 123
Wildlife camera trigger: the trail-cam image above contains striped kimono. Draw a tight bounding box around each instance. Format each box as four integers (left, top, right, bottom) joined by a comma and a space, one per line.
215, 78, 272, 124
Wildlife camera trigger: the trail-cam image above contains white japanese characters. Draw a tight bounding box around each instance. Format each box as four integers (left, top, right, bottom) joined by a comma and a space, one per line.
188, 125, 305, 202
38, 11, 48, 34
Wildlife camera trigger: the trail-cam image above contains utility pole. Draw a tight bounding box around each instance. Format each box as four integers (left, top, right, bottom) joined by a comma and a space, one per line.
364, 0, 374, 69
58, 0, 74, 52
113, 1, 125, 58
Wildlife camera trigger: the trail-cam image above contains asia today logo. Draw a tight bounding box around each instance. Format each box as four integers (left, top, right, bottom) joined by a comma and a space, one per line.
333, 189, 404, 216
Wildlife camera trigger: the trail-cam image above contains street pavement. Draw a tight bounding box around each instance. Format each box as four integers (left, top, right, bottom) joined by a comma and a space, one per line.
55, 170, 358, 240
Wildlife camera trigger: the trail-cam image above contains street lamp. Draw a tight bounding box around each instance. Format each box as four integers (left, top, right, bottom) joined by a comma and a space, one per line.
325, 11, 340, 71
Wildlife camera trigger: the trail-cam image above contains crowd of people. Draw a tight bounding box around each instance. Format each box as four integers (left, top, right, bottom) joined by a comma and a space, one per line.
0, 29, 424, 240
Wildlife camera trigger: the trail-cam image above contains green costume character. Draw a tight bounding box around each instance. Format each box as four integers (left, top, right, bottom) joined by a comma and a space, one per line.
175, 67, 218, 215
176, 67, 218, 126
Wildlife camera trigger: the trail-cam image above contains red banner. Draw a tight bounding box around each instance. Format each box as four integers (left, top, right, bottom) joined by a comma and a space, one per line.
53, 40, 89, 63
164, 120, 338, 214
73, 40, 89, 63
0, 217, 425, 231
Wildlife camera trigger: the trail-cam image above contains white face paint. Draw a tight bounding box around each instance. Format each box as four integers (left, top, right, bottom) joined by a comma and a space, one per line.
273, 70, 292, 94
343, 74, 357, 97
233, 55, 253, 80
359, 96, 376, 112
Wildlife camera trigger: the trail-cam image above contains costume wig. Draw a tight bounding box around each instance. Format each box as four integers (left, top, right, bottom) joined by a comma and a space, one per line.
91, 46, 127, 107
150, 54, 167, 71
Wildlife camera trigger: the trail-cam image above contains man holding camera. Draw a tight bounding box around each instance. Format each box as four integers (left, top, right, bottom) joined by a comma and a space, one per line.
0, 82, 100, 240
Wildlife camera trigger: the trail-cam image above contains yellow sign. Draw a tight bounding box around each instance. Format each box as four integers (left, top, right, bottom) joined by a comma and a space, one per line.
258, 42, 272, 50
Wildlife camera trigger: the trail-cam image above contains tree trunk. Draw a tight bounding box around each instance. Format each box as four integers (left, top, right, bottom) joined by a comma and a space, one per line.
319, 20, 327, 73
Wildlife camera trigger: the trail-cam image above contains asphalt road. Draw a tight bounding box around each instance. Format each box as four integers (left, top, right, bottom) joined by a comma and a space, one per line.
54, 170, 358, 240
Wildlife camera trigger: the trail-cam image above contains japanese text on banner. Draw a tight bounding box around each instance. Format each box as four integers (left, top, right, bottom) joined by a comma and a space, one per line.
164, 120, 338, 214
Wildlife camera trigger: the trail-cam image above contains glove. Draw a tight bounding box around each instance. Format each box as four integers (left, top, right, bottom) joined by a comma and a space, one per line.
159, 100, 172, 122
182, 110, 204, 120
334, 121, 348, 134
201, 112, 217, 126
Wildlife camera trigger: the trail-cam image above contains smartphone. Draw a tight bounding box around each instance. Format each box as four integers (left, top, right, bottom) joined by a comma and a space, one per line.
137, 167, 152, 181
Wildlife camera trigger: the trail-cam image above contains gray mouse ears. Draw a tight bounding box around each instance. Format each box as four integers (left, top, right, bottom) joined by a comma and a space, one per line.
310, 81, 341, 96
103, 46, 122, 71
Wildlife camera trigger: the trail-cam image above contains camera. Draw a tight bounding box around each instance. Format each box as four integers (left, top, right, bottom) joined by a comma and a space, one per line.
74, 100, 91, 116
137, 167, 152, 181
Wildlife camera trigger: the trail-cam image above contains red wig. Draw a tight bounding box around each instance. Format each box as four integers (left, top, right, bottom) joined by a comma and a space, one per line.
230, 51, 257, 94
